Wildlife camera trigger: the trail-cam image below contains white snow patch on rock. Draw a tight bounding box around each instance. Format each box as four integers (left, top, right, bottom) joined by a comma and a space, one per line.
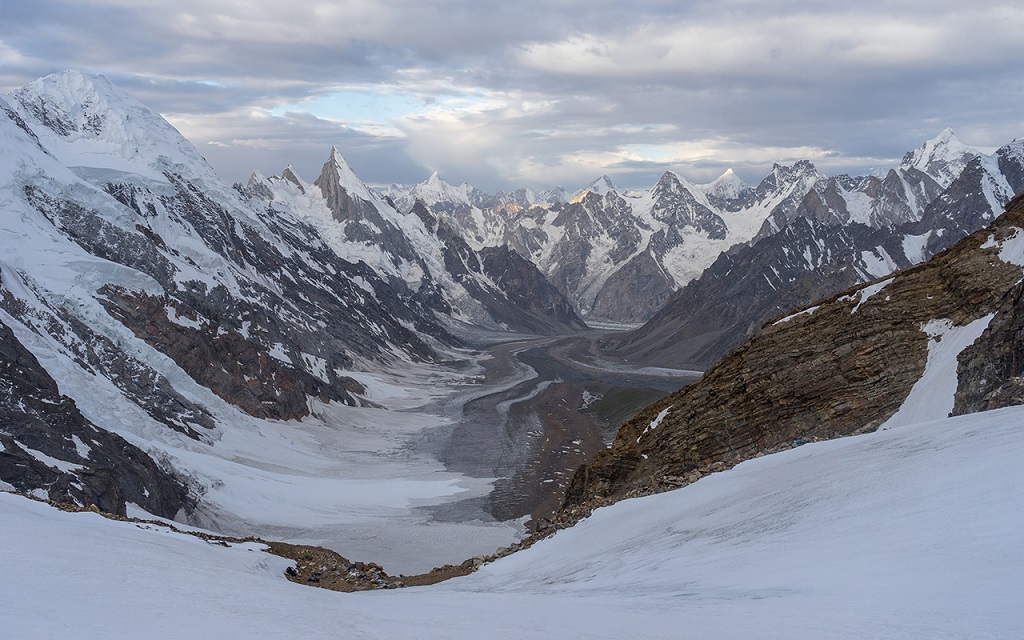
880, 315, 994, 430
773, 305, 819, 326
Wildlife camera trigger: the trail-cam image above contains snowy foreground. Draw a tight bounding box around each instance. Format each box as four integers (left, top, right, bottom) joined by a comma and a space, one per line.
4, 407, 1023, 639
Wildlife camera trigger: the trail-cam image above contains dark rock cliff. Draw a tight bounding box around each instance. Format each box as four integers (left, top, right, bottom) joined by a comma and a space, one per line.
0, 320, 194, 517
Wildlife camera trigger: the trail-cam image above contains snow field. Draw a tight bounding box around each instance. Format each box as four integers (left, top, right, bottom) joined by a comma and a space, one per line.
3, 405, 1023, 639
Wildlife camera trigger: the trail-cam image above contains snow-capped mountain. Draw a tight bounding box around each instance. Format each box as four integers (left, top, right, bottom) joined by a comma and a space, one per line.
609, 136, 1024, 369
386, 166, 810, 325
755, 128, 981, 238
570, 175, 617, 201
700, 167, 753, 207
0, 71, 581, 528
384, 135, 983, 326
902, 126, 978, 187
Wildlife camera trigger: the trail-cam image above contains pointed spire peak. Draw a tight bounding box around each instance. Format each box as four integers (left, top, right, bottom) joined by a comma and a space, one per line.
703, 167, 751, 200
281, 165, 303, 188
327, 146, 361, 176
322, 146, 363, 183
246, 171, 268, 189
709, 167, 745, 185
245, 171, 276, 199
919, 128, 968, 151
314, 145, 375, 202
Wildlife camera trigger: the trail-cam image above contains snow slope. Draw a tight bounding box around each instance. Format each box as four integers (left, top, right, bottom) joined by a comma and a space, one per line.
3, 404, 1022, 639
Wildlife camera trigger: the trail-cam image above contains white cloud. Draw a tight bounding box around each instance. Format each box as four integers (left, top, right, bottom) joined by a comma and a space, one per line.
2, 0, 1023, 191
517, 7, 1024, 80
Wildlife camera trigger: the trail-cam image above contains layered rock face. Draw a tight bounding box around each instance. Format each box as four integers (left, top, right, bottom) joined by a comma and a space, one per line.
563, 193, 1024, 510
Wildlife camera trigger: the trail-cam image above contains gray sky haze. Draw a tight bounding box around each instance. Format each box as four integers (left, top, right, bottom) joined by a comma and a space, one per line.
2, 1, 1022, 192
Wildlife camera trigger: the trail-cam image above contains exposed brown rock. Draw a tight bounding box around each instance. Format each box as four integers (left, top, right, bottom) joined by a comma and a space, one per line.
99, 287, 362, 420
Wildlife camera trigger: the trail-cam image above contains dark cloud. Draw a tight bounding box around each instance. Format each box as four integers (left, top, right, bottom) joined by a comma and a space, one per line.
2, 1, 1022, 192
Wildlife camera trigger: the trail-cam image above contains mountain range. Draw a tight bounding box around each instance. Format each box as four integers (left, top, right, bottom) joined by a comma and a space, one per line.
563, 188, 1024, 516
4, 70, 1023, 513
381, 128, 1011, 331
608, 136, 1024, 367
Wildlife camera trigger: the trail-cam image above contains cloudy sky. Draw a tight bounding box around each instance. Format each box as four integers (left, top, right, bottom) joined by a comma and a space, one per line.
1, 1, 1022, 192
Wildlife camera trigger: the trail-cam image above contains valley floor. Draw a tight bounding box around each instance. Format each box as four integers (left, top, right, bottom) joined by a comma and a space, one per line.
3, 404, 1021, 639
74, 329, 695, 575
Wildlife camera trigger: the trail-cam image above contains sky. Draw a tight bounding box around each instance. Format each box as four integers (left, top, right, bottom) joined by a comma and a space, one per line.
1, 1, 1022, 193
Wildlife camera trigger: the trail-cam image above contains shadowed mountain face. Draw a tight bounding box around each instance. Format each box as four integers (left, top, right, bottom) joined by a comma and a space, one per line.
561, 193, 1024, 513
0, 319, 193, 517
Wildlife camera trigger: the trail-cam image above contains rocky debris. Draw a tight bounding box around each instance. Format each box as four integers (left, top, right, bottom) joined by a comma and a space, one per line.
267, 542, 398, 591
0, 321, 194, 517
561, 192, 1024, 512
